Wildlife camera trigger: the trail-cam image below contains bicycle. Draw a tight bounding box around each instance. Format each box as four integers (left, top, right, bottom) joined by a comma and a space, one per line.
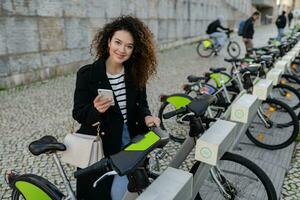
237, 46, 300, 116
5, 97, 277, 200
196, 30, 241, 58
5, 127, 169, 200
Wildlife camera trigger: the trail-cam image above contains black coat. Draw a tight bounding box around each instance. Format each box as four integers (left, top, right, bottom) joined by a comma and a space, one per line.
242, 17, 255, 39
276, 15, 287, 28
73, 59, 151, 155
206, 19, 229, 34
72, 59, 151, 199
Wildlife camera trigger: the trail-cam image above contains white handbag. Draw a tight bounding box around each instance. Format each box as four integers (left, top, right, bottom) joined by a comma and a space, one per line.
61, 122, 104, 169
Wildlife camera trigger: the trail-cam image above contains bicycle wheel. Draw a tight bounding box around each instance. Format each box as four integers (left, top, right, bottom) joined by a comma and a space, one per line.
158, 101, 190, 143
11, 189, 25, 200
271, 83, 300, 111
196, 40, 214, 58
281, 74, 300, 92
227, 41, 241, 58
246, 98, 299, 150
190, 152, 277, 200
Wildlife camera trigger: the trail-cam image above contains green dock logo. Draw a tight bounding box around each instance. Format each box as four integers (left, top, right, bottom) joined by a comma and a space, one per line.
234, 109, 244, 118
200, 147, 212, 159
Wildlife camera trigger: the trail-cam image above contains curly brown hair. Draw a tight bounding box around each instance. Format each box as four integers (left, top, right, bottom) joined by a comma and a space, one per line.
91, 15, 157, 89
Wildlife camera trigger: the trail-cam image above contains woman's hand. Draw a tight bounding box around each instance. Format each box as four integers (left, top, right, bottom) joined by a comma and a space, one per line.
93, 95, 113, 113
144, 116, 161, 127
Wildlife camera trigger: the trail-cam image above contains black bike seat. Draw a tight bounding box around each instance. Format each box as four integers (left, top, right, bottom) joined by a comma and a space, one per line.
240, 66, 259, 74
187, 75, 206, 83
260, 55, 273, 62
29, 135, 66, 156
187, 95, 213, 116
110, 128, 168, 176
209, 67, 227, 73
224, 58, 242, 63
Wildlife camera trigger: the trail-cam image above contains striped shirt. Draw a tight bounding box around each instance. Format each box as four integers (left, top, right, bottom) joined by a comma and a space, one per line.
107, 68, 127, 122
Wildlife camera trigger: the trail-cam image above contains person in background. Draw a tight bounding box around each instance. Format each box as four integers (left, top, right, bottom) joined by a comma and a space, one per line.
288, 11, 294, 28
242, 11, 260, 54
275, 11, 287, 41
206, 16, 231, 48
72, 15, 160, 200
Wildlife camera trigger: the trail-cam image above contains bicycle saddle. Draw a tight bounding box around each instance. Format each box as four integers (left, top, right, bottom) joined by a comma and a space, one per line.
109, 127, 169, 176
188, 95, 214, 116
240, 66, 259, 74
260, 55, 273, 62
224, 58, 242, 63
187, 75, 207, 83
209, 67, 227, 73
29, 135, 66, 156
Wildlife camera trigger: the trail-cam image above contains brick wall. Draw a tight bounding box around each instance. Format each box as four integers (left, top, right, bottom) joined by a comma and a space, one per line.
0, 0, 251, 88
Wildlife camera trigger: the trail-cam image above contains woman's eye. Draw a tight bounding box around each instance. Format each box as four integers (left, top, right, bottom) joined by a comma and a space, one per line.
115, 41, 121, 45
127, 46, 133, 49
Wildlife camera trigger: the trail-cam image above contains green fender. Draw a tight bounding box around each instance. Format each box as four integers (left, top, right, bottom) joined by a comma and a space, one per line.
15, 181, 52, 200
125, 131, 160, 151
165, 94, 192, 109
210, 73, 231, 88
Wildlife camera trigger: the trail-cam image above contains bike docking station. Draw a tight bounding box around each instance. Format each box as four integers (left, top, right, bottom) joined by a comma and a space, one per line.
266, 68, 283, 85
273, 60, 288, 74
138, 87, 275, 199
139, 40, 300, 199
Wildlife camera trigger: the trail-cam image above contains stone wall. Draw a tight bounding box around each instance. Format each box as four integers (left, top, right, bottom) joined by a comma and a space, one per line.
0, 0, 251, 88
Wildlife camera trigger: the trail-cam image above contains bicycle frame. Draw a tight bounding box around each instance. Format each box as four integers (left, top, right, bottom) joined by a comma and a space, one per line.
52, 153, 76, 200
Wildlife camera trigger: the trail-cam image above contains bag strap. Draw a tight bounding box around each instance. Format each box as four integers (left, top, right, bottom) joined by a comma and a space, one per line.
92, 121, 102, 141
70, 120, 75, 134
70, 119, 102, 141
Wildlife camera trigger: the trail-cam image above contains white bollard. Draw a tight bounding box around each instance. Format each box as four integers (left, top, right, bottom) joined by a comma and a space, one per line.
266, 68, 283, 85
230, 94, 259, 123
252, 79, 273, 100
195, 120, 237, 166
274, 60, 288, 73
136, 167, 193, 200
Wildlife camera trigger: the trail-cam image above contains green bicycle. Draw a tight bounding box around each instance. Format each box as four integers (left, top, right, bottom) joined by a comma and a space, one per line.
196, 30, 241, 58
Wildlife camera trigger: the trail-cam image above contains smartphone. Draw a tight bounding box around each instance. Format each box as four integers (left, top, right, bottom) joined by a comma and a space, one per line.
97, 89, 115, 106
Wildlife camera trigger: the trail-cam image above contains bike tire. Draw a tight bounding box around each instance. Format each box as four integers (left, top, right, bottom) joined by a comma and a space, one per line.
246, 98, 299, 150
158, 101, 188, 143
11, 189, 24, 200
227, 41, 241, 58
190, 152, 277, 200
271, 83, 300, 112
196, 40, 214, 58
281, 74, 300, 93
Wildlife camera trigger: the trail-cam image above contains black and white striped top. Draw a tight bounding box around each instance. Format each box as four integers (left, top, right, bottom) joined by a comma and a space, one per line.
107, 68, 127, 122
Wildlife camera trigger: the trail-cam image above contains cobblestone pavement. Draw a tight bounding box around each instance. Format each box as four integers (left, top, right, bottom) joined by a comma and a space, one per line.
0, 24, 299, 199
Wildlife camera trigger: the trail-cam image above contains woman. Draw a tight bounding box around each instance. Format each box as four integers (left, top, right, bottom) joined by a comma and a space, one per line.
72, 16, 160, 200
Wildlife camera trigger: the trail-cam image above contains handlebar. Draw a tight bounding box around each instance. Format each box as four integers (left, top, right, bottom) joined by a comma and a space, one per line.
162, 107, 187, 119
74, 158, 111, 178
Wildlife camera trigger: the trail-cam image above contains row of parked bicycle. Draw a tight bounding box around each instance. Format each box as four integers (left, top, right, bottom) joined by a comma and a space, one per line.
5, 27, 300, 200
154, 27, 300, 199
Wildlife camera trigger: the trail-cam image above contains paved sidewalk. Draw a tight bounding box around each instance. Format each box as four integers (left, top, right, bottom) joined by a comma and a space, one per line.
0, 24, 299, 199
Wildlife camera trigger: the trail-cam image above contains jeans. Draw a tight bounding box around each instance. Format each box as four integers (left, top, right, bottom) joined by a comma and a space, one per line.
277, 28, 285, 41
209, 32, 226, 47
111, 123, 130, 200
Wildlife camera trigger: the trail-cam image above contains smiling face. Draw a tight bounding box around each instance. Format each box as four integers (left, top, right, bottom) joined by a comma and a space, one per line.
108, 30, 134, 65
